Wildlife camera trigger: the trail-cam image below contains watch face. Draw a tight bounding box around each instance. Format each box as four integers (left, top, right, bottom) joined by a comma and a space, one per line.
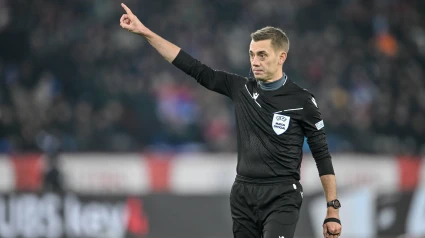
327, 199, 341, 208
334, 200, 341, 208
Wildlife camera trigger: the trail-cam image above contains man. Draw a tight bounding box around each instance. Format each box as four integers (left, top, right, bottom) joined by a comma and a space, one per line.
119, 3, 342, 238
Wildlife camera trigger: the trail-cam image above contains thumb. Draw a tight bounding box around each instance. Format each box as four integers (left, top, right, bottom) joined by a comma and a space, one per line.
323, 224, 328, 237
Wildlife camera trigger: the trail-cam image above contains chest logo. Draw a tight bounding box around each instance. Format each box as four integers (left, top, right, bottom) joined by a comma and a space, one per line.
272, 114, 290, 135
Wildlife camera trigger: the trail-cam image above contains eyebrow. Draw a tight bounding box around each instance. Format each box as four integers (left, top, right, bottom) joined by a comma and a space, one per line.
249, 50, 267, 54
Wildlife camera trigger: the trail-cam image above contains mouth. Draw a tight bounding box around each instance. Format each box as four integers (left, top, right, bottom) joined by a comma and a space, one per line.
253, 69, 263, 74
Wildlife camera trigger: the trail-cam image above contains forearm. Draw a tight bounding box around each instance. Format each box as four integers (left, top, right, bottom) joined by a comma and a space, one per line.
119, 4, 238, 97
143, 29, 181, 63
320, 174, 339, 217
307, 132, 334, 176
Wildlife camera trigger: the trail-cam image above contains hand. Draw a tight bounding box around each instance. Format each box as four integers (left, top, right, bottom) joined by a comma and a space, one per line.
323, 217, 342, 238
120, 3, 150, 36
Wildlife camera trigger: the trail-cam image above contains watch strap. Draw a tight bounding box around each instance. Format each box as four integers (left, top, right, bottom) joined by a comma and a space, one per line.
327, 199, 340, 208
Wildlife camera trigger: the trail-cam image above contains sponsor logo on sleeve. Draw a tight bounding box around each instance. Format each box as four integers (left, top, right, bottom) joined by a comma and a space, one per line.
315, 120, 324, 130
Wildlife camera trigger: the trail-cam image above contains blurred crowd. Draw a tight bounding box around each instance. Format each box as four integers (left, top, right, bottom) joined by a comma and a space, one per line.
0, 0, 424, 154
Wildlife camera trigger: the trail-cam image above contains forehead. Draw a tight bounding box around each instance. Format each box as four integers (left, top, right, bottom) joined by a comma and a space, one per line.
249, 39, 273, 52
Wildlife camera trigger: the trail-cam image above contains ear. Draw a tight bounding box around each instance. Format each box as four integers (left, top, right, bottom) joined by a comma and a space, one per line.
279, 51, 287, 65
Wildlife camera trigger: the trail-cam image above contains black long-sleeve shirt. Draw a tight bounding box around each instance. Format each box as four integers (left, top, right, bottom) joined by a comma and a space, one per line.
172, 50, 334, 180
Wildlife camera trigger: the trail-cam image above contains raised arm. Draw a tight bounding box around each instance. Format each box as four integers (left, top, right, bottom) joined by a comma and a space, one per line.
119, 3, 246, 99
119, 3, 180, 63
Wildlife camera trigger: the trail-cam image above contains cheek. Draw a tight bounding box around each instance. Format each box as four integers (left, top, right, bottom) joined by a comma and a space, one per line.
265, 60, 276, 71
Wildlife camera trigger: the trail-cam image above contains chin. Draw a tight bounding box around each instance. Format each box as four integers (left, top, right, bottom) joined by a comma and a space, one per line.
254, 74, 266, 82
254, 76, 267, 82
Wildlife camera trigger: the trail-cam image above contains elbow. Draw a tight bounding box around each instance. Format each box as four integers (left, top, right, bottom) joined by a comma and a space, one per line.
316, 156, 335, 176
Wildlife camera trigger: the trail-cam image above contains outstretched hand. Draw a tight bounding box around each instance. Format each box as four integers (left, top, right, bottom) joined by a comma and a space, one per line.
120, 3, 149, 36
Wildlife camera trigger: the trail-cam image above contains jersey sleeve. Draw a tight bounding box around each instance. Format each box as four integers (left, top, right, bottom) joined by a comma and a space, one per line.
172, 50, 246, 99
300, 95, 335, 176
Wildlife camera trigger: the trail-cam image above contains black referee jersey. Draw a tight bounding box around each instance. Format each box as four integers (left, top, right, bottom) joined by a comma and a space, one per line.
172, 50, 333, 181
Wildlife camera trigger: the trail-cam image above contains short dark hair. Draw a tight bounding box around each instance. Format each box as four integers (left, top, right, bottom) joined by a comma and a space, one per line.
251, 26, 290, 52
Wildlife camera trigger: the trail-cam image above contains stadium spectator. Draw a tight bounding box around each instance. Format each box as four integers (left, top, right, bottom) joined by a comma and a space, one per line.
0, 0, 424, 154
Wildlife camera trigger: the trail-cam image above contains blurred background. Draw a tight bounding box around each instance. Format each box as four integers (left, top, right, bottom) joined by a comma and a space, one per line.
0, 0, 424, 237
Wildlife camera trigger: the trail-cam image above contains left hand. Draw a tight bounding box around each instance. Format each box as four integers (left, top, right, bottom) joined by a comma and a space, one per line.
323, 216, 342, 238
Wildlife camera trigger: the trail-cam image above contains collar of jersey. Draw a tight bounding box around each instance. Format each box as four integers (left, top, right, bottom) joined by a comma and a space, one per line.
258, 73, 287, 91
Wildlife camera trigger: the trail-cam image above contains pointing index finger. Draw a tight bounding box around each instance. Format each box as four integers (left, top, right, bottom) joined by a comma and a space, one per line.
121, 3, 133, 15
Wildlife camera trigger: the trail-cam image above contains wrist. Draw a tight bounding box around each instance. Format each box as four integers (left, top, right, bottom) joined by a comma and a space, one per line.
326, 199, 341, 209
141, 28, 153, 38
326, 211, 339, 219
327, 207, 340, 215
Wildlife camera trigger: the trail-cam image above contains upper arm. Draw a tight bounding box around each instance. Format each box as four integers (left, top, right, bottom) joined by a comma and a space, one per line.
172, 50, 246, 99
301, 95, 334, 175
301, 95, 325, 137
196, 69, 246, 99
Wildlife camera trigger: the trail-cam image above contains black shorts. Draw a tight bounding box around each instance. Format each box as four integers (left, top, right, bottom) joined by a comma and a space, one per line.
230, 175, 303, 238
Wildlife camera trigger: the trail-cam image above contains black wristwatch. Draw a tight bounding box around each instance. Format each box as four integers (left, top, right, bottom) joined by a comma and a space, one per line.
327, 199, 341, 209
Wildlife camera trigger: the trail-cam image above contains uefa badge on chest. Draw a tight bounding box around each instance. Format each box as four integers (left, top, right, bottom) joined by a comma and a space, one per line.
272, 114, 290, 135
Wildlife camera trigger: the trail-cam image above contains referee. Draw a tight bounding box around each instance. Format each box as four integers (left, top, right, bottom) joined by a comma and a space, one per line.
120, 3, 342, 238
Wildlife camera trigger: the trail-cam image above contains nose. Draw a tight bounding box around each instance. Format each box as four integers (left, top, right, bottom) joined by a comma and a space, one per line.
251, 56, 260, 67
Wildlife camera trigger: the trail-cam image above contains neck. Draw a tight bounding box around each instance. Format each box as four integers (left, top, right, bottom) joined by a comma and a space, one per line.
264, 71, 283, 83
259, 73, 287, 91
